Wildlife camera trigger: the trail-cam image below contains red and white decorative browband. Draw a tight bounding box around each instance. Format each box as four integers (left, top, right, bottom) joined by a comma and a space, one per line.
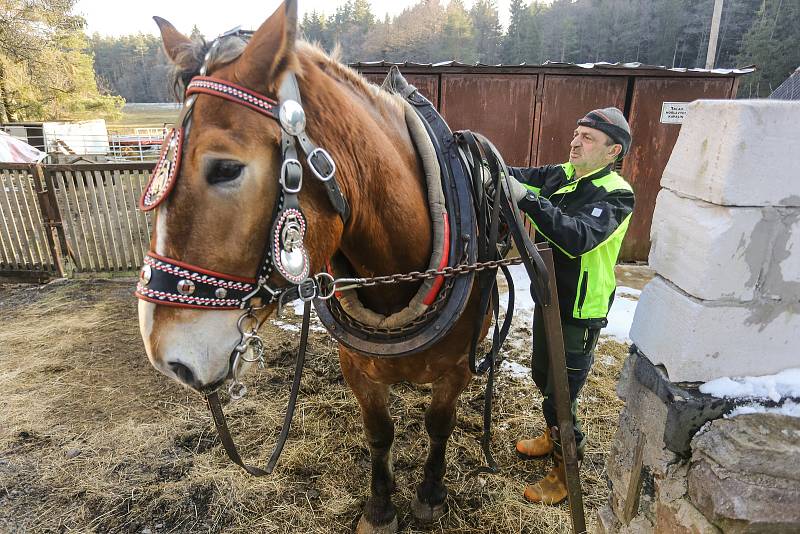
186, 77, 280, 120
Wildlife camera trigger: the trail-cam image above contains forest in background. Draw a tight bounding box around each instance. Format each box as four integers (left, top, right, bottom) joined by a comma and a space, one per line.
1, 0, 798, 122
91, 0, 800, 104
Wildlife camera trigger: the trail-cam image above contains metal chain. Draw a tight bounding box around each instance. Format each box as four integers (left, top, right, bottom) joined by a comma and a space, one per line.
328, 256, 523, 293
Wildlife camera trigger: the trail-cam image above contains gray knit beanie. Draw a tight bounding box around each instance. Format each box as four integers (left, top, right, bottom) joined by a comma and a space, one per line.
577, 107, 632, 157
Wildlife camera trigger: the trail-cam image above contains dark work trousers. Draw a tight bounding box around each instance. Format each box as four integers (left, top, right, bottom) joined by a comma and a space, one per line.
530, 307, 601, 452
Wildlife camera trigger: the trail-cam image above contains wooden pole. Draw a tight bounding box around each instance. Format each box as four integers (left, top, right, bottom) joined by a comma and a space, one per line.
537, 244, 586, 533
705, 0, 724, 70
33, 164, 72, 277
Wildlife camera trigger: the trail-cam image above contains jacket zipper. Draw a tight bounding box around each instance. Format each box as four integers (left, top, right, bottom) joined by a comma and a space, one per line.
577, 270, 589, 316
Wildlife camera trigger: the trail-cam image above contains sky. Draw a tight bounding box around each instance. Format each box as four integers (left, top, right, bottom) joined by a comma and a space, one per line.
74, 0, 515, 38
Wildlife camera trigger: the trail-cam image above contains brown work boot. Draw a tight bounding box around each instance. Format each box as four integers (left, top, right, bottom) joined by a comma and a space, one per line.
523, 451, 568, 505
515, 430, 554, 459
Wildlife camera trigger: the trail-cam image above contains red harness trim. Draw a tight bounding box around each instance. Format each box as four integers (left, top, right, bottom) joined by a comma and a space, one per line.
186, 77, 279, 120
423, 214, 450, 305
146, 251, 257, 285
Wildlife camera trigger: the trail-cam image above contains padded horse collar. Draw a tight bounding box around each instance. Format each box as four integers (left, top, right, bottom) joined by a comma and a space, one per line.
135, 56, 349, 310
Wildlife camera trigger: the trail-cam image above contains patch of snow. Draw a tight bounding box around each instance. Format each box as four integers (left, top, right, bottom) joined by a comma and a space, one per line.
616, 286, 641, 299
603, 295, 637, 343
498, 264, 638, 343
726, 400, 800, 418
500, 359, 531, 380
498, 264, 536, 325
699, 368, 800, 402
271, 320, 300, 333
600, 355, 616, 366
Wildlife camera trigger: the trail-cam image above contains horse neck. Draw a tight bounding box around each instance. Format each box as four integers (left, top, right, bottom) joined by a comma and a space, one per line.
301, 60, 432, 311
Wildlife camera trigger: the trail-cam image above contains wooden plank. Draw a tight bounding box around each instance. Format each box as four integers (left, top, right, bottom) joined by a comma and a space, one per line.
38, 166, 72, 276
120, 170, 145, 265
133, 169, 153, 236
94, 170, 122, 270
44, 162, 155, 172
22, 168, 54, 270
19, 169, 49, 268
85, 169, 113, 271
110, 169, 135, 269
50, 171, 82, 272
623, 432, 647, 523
1, 170, 35, 268
74, 169, 106, 271
65, 170, 95, 271
0, 171, 23, 268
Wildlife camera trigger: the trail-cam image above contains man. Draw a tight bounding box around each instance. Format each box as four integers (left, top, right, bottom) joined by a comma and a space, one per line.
505, 107, 635, 505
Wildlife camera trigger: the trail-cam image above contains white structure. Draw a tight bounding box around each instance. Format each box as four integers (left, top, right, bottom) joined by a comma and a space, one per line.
630, 100, 800, 382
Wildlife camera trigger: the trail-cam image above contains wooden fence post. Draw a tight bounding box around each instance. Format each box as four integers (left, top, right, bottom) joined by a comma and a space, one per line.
32, 163, 72, 278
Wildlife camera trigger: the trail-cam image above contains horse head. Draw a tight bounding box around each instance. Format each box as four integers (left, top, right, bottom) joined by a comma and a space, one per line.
137, 0, 352, 393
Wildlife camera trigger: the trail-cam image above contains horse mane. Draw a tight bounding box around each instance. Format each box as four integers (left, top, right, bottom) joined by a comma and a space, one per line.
168, 35, 248, 100
168, 35, 404, 116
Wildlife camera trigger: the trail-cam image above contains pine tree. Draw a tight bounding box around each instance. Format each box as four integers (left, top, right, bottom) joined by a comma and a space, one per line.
470, 0, 502, 64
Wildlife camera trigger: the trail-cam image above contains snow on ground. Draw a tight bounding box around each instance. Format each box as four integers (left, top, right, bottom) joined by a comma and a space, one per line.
699, 368, 800, 402
727, 400, 800, 418
498, 264, 639, 343
500, 359, 532, 380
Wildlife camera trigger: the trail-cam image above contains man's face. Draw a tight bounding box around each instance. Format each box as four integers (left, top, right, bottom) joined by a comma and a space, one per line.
569, 125, 620, 171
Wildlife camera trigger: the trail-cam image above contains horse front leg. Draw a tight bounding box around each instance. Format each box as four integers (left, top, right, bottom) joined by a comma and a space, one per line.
340, 349, 398, 534
412, 362, 472, 522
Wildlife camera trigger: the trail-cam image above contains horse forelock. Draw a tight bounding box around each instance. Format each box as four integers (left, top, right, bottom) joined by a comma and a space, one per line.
169, 35, 249, 100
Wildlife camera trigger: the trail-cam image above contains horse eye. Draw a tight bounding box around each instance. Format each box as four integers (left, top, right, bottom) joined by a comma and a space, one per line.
206, 159, 244, 185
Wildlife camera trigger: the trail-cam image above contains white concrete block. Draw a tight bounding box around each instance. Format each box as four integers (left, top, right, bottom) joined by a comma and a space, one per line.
762, 211, 800, 300
661, 100, 800, 207
630, 276, 800, 382
649, 189, 771, 301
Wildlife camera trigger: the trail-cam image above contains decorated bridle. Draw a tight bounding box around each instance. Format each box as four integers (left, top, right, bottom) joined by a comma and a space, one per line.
135, 34, 349, 399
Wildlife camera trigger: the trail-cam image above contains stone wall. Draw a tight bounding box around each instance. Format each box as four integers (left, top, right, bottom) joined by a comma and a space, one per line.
597, 99, 800, 533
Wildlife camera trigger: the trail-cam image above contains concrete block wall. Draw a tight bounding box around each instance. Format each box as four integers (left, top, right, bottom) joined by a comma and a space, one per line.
631, 99, 800, 383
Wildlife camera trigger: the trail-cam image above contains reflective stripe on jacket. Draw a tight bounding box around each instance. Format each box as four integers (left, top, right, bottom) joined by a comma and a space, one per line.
510, 162, 634, 327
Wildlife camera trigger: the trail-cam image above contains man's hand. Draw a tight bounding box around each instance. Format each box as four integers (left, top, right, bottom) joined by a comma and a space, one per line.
507, 177, 529, 204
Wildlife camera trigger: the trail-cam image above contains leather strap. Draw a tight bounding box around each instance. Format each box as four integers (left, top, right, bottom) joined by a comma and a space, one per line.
205, 300, 312, 475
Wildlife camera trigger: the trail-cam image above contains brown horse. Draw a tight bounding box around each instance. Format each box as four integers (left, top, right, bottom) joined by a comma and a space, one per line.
138, 2, 491, 532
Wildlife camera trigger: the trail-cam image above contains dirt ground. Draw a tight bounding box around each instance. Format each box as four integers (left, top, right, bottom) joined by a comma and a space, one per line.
0, 277, 633, 534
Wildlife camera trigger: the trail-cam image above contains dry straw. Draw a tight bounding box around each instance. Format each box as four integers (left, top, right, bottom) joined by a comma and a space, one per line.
0, 279, 627, 533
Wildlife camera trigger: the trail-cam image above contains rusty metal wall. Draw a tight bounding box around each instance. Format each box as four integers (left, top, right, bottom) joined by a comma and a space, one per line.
440, 74, 538, 166
619, 77, 735, 260
362, 73, 440, 107
534, 75, 629, 166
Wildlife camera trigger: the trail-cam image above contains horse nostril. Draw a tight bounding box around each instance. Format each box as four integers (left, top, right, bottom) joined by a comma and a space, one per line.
168, 361, 199, 389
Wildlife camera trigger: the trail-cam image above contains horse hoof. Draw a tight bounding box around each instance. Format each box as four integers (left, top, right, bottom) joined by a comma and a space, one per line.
356, 514, 398, 534
411, 495, 447, 522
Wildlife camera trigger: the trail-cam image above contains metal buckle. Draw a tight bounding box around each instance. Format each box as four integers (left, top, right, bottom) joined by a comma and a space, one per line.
297, 278, 317, 302
307, 148, 336, 182
280, 159, 303, 193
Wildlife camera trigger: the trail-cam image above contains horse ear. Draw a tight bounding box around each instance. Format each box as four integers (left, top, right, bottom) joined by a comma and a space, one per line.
236, 0, 299, 91
153, 17, 194, 67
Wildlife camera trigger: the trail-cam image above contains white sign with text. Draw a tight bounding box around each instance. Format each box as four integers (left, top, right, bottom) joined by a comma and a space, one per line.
660, 102, 689, 124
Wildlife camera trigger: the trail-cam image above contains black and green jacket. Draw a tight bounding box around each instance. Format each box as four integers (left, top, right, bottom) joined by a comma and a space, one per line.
509, 162, 634, 327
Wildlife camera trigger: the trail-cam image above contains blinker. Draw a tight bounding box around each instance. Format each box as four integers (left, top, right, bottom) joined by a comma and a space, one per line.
279, 100, 306, 136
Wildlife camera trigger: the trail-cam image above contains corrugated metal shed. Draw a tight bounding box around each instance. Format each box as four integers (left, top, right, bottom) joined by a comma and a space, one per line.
770, 67, 800, 100
354, 61, 754, 261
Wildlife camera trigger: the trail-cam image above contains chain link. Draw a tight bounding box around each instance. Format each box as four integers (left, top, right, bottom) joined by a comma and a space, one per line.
330, 256, 523, 292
